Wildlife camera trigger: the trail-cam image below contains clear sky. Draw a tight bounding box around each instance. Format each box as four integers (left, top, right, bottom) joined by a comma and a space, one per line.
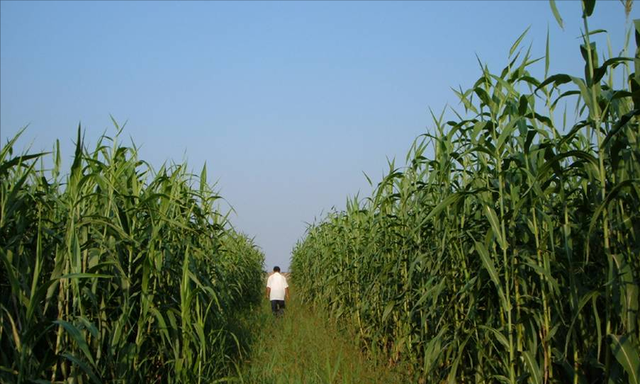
1, 1, 633, 271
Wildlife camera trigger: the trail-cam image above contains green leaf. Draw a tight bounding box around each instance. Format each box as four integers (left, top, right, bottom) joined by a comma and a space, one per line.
447, 335, 470, 384
549, 0, 564, 29
54, 320, 96, 366
536, 150, 598, 182
61, 353, 102, 384
483, 205, 506, 250
475, 241, 509, 310
587, 180, 640, 260
200, 162, 207, 194
70, 123, 84, 181
551, 90, 581, 109
523, 258, 560, 296
545, 27, 550, 77
0, 153, 45, 178
490, 74, 518, 97
536, 73, 571, 92
523, 350, 542, 384
479, 325, 509, 349
422, 327, 446, 374
382, 301, 395, 322
497, 118, 521, 153
616, 255, 639, 335
582, 0, 596, 17
584, 29, 607, 36
602, 108, 640, 148
609, 334, 640, 384
569, 76, 594, 112
510, 26, 531, 57
1, 307, 21, 353
422, 191, 469, 224
564, 291, 600, 356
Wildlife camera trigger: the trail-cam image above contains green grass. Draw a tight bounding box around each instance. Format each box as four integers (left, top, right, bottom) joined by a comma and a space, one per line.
235, 292, 407, 384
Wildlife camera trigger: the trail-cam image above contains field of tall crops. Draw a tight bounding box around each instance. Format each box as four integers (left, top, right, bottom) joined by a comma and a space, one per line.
292, 3, 639, 383
1, 126, 265, 382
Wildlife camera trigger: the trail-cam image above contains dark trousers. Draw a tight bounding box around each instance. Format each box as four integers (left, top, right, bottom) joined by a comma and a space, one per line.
271, 300, 285, 317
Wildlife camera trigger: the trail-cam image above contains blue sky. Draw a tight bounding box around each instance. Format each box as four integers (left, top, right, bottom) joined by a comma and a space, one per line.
1, 1, 633, 271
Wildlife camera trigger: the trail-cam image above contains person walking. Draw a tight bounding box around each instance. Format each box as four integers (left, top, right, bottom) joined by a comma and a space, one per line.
266, 266, 289, 317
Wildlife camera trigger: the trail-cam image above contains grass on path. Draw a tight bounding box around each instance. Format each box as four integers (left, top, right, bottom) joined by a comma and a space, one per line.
233, 295, 405, 384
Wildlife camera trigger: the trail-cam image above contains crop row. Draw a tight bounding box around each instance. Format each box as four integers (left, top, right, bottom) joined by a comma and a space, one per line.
1, 126, 265, 383
292, 3, 639, 383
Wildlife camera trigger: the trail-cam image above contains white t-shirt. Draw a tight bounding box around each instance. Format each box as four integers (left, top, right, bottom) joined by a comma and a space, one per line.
267, 272, 289, 301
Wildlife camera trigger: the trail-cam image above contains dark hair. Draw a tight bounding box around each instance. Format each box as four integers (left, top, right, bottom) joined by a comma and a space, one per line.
273, 266, 280, 272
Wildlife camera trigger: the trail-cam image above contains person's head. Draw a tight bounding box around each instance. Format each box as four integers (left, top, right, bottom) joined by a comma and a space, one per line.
273, 266, 280, 273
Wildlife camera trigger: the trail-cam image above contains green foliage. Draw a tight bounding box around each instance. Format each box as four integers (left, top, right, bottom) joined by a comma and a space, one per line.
0, 126, 265, 383
292, 3, 640, 383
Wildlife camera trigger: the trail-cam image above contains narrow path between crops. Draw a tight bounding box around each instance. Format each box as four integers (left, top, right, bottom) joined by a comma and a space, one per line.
232, 294, 404, 384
